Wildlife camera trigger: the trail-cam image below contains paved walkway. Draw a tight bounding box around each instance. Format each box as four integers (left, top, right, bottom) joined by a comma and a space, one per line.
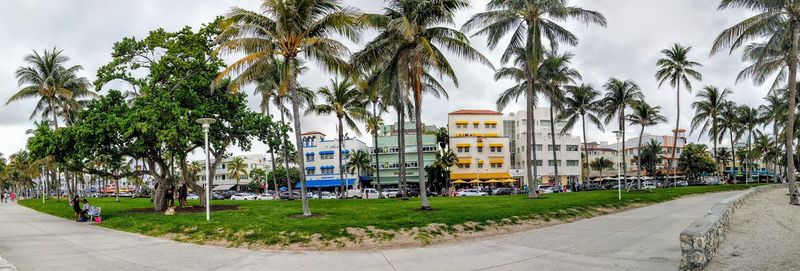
0, 191, 740, 271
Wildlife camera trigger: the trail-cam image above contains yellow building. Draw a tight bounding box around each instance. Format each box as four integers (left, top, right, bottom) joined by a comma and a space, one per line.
448, 110, 512, 182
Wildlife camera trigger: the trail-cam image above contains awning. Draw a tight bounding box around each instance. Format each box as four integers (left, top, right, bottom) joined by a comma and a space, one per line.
305, 152, 314, 156
469, 179, 483, 184
455, 120, 468, 125
456, 143, 471, 148
450, 172, 513, 180
305, 166, 316, 170
484, 133, 499, 137
319, 150, 335, 155
298, 178, 355, 188
476, 160, 484, 164
484, 121, 498, 125
457, 157, 472, 164
212, 184, 235, 191
489, 144, 504, 147
451, 180, 466, 184
472, 121, 480, 124
476, 143, 484, 147
320, 165, 335, 169
489, 158, 504, 164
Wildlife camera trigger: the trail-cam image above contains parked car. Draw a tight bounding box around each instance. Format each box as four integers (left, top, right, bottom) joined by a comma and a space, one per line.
405, 188, 420, 197
457, 189, 487, 197
345, 189, 363, 199
230, 193, 257, 200
186, 193, 200, 200
256, 193, 275, 200
211, 192, 225, 200
314, 191, 336, 199
362, 188, 380, 199
383, 188, 399, 198
537, 185, 555, 194
492, 187, 515, 195
480, 187, 494, 195
279, 191, 302, 200
221, 190, 238, 199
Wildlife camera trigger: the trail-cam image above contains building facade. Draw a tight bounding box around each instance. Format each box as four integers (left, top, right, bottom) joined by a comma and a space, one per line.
582, 142, 619, 178
448, 110, 512, 182
301, 131, 369, 189
599, 129, 688, 176
196, 154, 271, 191
373, 122, 439, 187
505, 109, 582, 186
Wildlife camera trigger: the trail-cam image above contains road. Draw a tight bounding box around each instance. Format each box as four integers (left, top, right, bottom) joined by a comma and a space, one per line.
0, 191, 740, 271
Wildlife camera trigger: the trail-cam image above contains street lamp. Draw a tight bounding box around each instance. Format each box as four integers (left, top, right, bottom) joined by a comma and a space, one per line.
196, 117, 216, 221
613, 130, 623, 200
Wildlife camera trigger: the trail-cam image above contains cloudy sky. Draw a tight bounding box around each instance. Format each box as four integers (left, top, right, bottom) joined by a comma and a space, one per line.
0, 0, 766, 158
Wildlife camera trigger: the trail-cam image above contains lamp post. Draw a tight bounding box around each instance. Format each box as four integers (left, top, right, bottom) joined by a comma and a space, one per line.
613, 130, 622, 200
196, 117, 216, 221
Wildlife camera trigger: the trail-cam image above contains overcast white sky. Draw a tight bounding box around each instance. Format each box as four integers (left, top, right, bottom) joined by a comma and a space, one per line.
0, 0, 768, 158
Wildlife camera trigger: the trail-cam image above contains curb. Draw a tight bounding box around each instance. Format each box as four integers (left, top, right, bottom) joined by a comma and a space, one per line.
678, 184, 785, 271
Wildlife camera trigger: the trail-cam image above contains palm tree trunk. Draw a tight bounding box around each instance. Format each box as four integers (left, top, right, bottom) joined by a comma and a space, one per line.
396, 81, 408, 200
637, 125, 644, 190
373, 103, 384, 198
671, 83, 681, 185
413, 79, 431, 210
730, 130, 737, 182
287, 59, 310, 216
581, 115, 589, 189
525, 19, 541, 199
338, 117, 346, 198
270, 150, 278, 198
549, 104, 560, 190
619, 111, 627, 187
279, 112, 293, 200
713, 113, 719, 181
787, 24, 799, 204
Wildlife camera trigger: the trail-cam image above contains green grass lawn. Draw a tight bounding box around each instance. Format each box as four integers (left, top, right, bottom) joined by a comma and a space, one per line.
19, 184, 764, 247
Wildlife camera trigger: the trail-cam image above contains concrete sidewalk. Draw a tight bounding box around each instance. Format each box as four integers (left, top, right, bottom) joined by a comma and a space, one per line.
0, 191, 740, 271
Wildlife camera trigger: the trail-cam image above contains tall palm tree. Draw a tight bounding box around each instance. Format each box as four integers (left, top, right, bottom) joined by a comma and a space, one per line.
690, 86, 732, 177
6, 48, 93, 129
216, 0, 361, 216
463, 0, 606, 199
655, 43, 703, 184
559, 84, 603, 187
626, 100, 667, 189
711, 0, 800, 204
538, 51, 580, 188
357, 69, 389, 198
718, 101, 742, 179
738, 105, 761, 183
600, 78, 644, 184
717, 147, 732, 171
759, 92, 786, 182
590, 157, 614, 178
346, 150, 372, 191
227, 157, 248, 191
354, 0, 492, 210
311, 79, 367, 196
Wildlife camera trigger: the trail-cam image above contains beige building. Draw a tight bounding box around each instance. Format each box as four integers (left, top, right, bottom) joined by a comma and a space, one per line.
582, 142, 618, 178
448, 110, 512, 182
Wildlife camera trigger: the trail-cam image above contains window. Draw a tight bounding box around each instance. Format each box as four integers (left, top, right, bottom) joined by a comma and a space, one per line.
490, 146, 502, 152
477, 163, 484, 168
548, 145, 561, 151
320, 154, 334, 160
473, 123, 479, 128
535, 144, 543, 151
477, 147, 483, 153
456, 124, 467, 129
306, 154, 315, 162
306, 169, 316, 175
566, 145, 579, 151
457, 146, 469, 152
567, 160, 579, 166
548, 160, 562, 166
490, 163, 502, 168
535, 160, 543, 166
458, 163, 470, 169
486, 124, 497, 129
321, 168, 335, 174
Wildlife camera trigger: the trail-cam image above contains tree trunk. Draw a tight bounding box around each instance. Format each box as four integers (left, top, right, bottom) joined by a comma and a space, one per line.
413, 72, 431, 210
287, 59, 311, 216
787, 24, 799, 204
279, 112, 293, 200
713, 112, 719, 181
396, 81, 408, 200
338, 117, 346, 198
582, 114, 589, 189
671, 83, 681, 185
730, 130, 737, 182
549, 104, 559, 189
373, 103, 384, 199
637, 126, 644, 190
524, 18, 541, 199
619, 111, 627, 187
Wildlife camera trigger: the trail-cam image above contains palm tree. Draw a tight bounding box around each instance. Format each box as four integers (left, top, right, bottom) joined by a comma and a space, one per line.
463, 0, 606, 199
227, 157, 248, 191
718, 101, 742, 179
759, 92, 786, 182
538, 51, 580, 189
354, 0, 492, 210
559, 83, 603, 187
365, 113, 385, 198
216, 0, 361, 216
711, 0, 800, 204
738, 105, 761, 183
717, 147, 732, 172
655, 43, 703, 184
311, 79, 367, 195
590, 157, 614, 178
346, 150, 372, 192
357, 69, 389, 198
600, 78, 644, 184
626, 100, 667, 189
6, 48, 93, 129
690, 86, 732, 177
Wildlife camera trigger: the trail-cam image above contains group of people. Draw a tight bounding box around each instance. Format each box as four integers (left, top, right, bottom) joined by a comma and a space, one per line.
163, 183, 189, 208
70, 195, 100, 222
0, 191, 17, 203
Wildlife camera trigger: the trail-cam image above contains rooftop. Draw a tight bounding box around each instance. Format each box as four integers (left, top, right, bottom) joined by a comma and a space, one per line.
449, 109, 502, 115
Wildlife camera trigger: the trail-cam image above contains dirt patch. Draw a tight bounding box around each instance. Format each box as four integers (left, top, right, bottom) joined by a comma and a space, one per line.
707, 188, 800, 270
127, 205, 239, 214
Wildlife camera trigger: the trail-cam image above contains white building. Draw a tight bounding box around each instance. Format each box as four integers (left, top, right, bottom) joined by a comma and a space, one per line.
505, 109, 583, 186
600, 129, 687, 176
582, 142, 619, 178
301, 131, 369, 190
196, 154, 272, 191
448, 110, 512, 182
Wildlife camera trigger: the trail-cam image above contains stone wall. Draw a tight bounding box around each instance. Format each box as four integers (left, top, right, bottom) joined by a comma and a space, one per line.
679, 184, 784, 271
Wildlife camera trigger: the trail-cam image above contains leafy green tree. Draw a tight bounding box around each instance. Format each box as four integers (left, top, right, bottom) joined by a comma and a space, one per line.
311, 79, 367, 194
678, 144, 716, 180
691, 86, 732, 176
655, 44, 703, 182
638, 139, 664, 178
717, 101, 742, 177
346, 150, 372, 190
463, 0, 606, 199
559, 84, 604, 187
711, 0, 800, 203
227, 157, 248, 191
590, 157, 614, 178
216, 0, 360, 216
354, 0, 492, 209
248, 167, 267, 190
716, 147, 732, 171
600, 78, 643, 181
266, 167, 302, 190
627, 100, 666, 189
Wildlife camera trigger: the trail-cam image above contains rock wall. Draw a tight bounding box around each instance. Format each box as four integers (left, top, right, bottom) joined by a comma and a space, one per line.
679, 184, 784, 271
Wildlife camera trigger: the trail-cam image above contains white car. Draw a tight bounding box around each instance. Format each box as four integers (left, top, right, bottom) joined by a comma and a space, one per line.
537, 185, 555, 194
457, 189, 487, 197
256, 193, 275, 200
186, 193, 200, 200
362, 188, 380, 199
345, 189, 363, 199
230, 193, 257, 200
383, 188, 399, 198
315, 191, 337, 199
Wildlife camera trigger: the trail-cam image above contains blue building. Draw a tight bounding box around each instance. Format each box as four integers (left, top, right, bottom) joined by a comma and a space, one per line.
300, 131, 369, 190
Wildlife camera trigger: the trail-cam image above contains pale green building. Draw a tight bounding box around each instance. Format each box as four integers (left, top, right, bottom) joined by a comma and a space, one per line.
373, 122, 439, 186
